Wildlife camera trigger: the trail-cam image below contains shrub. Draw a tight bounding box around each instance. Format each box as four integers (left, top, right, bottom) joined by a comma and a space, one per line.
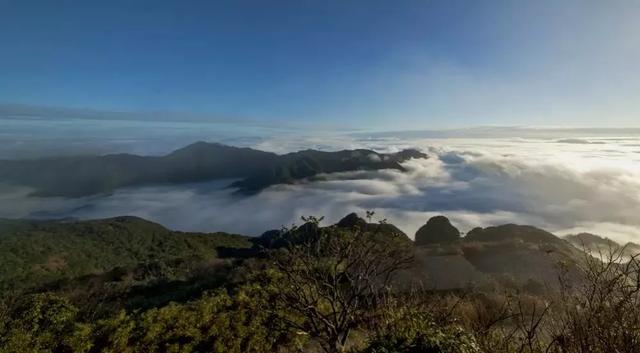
0, 293, 92, 353
362, 296, 480, 353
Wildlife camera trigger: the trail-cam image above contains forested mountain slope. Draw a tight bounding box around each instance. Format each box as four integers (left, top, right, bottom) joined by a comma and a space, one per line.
0, 216, 251, 291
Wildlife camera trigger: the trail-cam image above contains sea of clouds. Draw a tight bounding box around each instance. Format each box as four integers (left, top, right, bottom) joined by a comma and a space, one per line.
1, 118, 639, 243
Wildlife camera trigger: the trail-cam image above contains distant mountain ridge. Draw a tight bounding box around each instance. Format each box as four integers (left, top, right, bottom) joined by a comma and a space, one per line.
0, 142, 427, 197
565, 232, 640, 258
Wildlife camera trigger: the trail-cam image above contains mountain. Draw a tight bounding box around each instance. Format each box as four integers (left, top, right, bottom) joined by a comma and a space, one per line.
0, 212, 606, 353
0, 216, 252, 291
565, 232, 618, 251
0, 216, 633, 353
414, 215, 461, 245
464, 224, 569, 245
231, 148, 426, 194
0, 142, 427, 197
0, 143, 278, 197
256, 213, 586, 291
565, 232, 640, 258
408, 216, 584, 290
0, 218, 51, 234
255, 212, 410, 250
0, 213, 591, 295
334, 212, 410, 240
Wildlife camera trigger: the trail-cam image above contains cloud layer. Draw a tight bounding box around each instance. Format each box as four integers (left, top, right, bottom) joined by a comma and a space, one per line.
1, 133, 639, 244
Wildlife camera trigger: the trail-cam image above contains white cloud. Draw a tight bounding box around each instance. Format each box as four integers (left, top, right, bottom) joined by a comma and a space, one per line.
1, 134, 639, 244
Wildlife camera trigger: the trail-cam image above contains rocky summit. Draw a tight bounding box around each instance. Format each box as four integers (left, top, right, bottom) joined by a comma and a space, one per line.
414, 215, 461, 245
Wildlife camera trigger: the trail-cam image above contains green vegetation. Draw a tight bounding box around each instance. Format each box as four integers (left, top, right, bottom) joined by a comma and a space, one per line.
1, 213, 639, 352
0, 216, 252, 290
0, 218, 47, 234
364, 306, 480, 353
0, 284, 296, 353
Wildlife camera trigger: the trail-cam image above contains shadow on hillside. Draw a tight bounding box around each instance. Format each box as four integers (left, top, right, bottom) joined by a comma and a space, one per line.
215, 244, 262, 259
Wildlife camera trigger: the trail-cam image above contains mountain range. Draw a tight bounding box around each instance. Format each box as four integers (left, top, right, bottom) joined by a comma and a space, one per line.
0, 142, 427, 197
1, 212, 614, 295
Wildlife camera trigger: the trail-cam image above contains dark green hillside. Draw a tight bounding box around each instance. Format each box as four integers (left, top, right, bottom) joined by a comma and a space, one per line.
255, 213, 410, 251
0, 218, 47, 235
0, 216, 252, 290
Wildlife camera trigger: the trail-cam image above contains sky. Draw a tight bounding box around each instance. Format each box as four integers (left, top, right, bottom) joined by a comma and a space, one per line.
1, 0, 640, 129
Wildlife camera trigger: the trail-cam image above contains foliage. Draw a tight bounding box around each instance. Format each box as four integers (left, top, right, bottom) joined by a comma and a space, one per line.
361, 295, 481, 353
547, 250, 640, 353
0, 293, 92, 353
268, 214, 414, 353
0, 216, 252, 291
91, 285, 295, 353
2, 214, 640, 353
0, 285, 298, 353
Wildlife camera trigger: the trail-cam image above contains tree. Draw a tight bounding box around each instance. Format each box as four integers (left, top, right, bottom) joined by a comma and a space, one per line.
0, 293, 92, 353
550, 248, 640, 353
268, 213, 414, 353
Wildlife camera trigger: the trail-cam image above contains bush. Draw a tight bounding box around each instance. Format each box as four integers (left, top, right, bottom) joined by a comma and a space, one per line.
0, 293, 92, 353
362, 297, 480, 353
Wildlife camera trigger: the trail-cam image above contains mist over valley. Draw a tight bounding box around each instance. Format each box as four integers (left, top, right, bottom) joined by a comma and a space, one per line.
1, 117, 639, 245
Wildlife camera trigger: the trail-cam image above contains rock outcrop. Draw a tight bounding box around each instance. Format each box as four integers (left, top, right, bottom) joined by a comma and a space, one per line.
414, 216, 461, 245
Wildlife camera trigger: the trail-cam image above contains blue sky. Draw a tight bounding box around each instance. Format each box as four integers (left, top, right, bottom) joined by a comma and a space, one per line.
1, 0, 639, 129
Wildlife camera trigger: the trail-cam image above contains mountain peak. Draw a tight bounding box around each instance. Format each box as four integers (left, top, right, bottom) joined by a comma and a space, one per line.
391, 149, 428, 161
167, 141, 230, 156
337, 213, 367, 229
0, 142, 428, 197
565, 233, 619, 248
414, 215, 460, 245
465, 224, 563, 244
